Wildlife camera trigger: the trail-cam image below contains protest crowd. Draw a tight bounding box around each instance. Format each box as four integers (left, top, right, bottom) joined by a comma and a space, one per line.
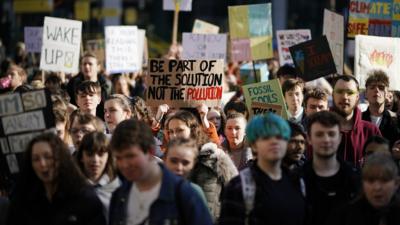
2, 1, 400, 225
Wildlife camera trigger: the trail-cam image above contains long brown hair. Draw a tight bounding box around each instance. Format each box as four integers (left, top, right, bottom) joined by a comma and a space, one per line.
166, 110, 210, 147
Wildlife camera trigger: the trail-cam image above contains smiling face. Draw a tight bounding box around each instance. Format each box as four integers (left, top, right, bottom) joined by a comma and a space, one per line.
31, 141, 57, 185
167, 119, 191, 140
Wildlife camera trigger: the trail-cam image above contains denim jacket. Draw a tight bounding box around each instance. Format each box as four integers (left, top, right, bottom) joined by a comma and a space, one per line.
109, 163, 213, 225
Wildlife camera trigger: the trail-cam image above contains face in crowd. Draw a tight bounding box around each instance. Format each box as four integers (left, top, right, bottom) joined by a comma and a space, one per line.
81, 56, 100, 81
70, 118, 97, 149
286, 133, 306, 163
104, 97, 131, 133
207, 109, 222, 131
365, 81, 387, 106
285, 85, 304, 114
76, 90, 101, 115
224, 116, 246, 148
31, 141, 57, 185
308, 122, 342, 159
165, 141, 197, 178
333, 79, 359, 118
305, 97, 328, 116
167, 119, 191, 140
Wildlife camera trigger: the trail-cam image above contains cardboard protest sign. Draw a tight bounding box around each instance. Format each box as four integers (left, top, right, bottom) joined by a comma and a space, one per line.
105, 26, 139, 74
40, 17, 82, 74
85, 39, 105, 68
251, 102, 283, 117
24, 27, 43, 53
192, 19, 220, 34
228, 3, 273, 61
242, 79, 288, 119
348, 0, 400, 38
355, 35, 400, 90
289, 36, 337, 82
146, 59, 224, 108
0, 89, 55, 191
276, 29, 312, 66
323, 9, 344, 74
239, 63, 269, 85
182, 33, 227, 60
163, 0, 192, 11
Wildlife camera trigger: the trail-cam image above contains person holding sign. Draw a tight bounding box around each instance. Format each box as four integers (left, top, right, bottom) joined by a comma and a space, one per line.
7, 132, 107, 225
165, 110, 238, 221
331, 75, 381, 167
362, 70, 400, 148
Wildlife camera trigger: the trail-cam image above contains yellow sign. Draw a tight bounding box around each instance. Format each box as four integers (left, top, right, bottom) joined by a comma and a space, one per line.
14, 0, 53, 13
75, 0, 90, 21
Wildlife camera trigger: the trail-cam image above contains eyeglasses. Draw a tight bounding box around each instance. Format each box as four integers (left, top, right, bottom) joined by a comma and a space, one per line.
69, 128, 94, 135
334, 89, 358, 95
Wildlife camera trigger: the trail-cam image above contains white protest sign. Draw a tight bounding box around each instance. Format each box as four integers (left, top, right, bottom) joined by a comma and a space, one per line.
355, 35, 400, 90
192, 19, 219, 34
138, 29, 146, 70
323, 9, 344, 74
182, 33, 227, 60
163, 0, 192, 11
105, 26, 139, 74
40, 17, 82, 74
24, 27, 43, 53
276, 29, 311, 65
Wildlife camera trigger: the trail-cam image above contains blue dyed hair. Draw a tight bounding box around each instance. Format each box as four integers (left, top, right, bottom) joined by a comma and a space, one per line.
246, 112, 291, 144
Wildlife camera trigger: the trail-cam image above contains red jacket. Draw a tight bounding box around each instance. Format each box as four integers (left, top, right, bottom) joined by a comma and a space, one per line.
338, 107, 382, 167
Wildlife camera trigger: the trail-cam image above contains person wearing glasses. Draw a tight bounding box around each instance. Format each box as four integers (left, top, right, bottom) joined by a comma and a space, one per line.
331, 75, 381, 167
69, 111, 105, 154
362, 70, 400, 148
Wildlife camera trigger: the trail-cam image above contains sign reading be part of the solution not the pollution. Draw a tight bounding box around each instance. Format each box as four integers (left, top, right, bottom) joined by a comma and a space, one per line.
40, 17, 82, 74
146, 59, 224, 108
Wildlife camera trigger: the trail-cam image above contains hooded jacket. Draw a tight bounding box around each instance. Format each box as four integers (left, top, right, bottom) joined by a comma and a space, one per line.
337, 107, 381, 167
189, 142, 238, 222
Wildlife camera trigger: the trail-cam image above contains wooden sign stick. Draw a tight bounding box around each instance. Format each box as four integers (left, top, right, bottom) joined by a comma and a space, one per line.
172, 0, 181, 44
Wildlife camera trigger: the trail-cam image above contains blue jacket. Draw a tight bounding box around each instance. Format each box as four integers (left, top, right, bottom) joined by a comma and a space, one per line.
109, 163, 213, 225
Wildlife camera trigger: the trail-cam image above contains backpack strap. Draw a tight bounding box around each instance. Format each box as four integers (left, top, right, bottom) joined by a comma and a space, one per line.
240, 167, 256, 224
